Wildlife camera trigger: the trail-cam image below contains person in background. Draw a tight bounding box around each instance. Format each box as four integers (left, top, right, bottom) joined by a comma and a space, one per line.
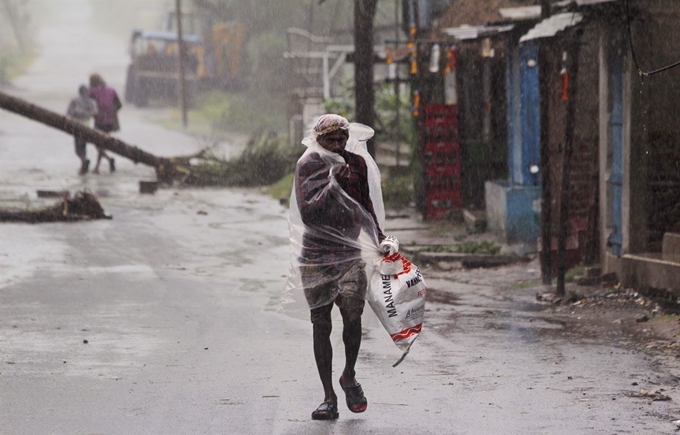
66, 84, 98, 175
89, 73, 121, 174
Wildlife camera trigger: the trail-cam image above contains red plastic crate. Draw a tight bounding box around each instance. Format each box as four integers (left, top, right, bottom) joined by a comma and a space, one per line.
422, 104, 461, 220
424, 105, 457, 126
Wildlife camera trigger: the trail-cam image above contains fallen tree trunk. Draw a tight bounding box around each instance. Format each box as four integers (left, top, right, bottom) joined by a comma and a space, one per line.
0, 91, 183, 181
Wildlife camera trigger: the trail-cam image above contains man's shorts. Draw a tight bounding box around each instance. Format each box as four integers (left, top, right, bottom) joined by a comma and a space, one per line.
301, 260, 367, 323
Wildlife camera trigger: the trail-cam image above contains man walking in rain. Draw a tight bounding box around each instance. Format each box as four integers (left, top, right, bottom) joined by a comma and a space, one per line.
66, 85, 98, 175
288, 114, 389, 420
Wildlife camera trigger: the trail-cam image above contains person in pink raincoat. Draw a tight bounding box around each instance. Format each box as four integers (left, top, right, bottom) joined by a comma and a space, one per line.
88, 73, 121, 174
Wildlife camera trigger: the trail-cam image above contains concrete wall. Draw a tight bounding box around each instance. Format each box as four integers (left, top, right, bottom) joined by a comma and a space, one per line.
621, 254, 680, 294
485, 180, 541, 245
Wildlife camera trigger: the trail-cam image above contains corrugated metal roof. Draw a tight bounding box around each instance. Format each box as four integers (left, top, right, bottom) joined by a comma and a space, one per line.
438, 0, 537, 29
555, 0, 617, 6
443, 24, 515, 41
498, 6, 542, 21
519, 12, 583, 42
576, 0, 618, 5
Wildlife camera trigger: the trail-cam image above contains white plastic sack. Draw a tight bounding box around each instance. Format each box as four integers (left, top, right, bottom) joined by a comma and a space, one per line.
368, 252, 426, 366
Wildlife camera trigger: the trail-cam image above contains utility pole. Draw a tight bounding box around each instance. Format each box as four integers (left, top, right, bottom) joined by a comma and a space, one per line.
556, 32, 582, 297
354, 0, 378, 157
539, 0, 552, 285
394, 0, 401, 167
175, 0, 188, 129
541, 0, 551, 18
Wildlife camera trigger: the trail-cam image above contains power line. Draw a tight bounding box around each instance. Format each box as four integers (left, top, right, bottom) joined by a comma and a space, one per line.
624, 0, 680, 78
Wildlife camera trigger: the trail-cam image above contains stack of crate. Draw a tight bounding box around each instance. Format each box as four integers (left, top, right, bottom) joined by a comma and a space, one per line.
422, 104, 461, 220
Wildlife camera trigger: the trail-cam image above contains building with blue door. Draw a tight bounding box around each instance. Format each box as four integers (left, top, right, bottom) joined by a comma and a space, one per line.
596, 0, 680, 293
445, 5, 602, 260
486, 12, 589, 248
440, 0, 680, 293
441, 6, 543, 245
485, 37, 543, 246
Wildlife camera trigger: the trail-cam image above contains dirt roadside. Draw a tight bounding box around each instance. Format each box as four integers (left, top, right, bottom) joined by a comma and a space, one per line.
545, 283, 680, 372
425, 258, 680, 378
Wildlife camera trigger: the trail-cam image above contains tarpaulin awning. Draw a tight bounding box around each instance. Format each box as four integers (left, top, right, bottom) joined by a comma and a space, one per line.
519, 12, 584, 43
498, 6, 542, 21
443, 24, 515, 41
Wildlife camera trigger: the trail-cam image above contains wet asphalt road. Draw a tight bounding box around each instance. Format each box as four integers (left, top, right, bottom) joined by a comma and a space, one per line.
1, 1, 680, 434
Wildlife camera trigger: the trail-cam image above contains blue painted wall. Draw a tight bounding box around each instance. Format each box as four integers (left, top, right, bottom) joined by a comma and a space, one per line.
485, 181, 541, 245
506, 42, 522, 184
486, 40, 545, 246
519, 41, 541, 187
506, 185, 542, 244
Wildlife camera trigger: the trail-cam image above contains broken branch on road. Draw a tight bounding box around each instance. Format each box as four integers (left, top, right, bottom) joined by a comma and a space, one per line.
0, 190, 111, 223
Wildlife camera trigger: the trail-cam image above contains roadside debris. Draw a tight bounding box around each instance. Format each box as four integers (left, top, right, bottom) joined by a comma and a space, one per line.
405, 241, 530, 270
625, 389, 672, 402
139, 181, 158, 194
0, 190, 111, 223
573, 265, 603, 286
536, 288, 658, 311
37, 190, 69, 198
536, 291, 581, 305
636, 314, 650, 323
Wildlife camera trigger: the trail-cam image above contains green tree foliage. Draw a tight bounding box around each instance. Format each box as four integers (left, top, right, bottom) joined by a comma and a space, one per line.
193, 0, 308, 91
193, 0, 395, 92
325, 82, 416, 156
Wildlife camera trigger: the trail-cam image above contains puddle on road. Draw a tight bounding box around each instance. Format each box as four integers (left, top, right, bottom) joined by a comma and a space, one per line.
513, 301, 549, 313
484, 317, 565, 332
23, 167, 46, 174
426, 288, 461, 306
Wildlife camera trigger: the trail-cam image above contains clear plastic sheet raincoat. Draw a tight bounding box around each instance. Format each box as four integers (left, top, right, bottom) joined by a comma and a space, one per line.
284, 121, 385, 311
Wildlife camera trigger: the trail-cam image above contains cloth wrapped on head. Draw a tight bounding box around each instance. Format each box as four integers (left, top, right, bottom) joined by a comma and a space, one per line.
312, 114, 350, 137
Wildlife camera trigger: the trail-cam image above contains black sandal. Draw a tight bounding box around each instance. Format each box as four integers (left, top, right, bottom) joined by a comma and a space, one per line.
311, 401, 339, 420
339, 378, 368, 413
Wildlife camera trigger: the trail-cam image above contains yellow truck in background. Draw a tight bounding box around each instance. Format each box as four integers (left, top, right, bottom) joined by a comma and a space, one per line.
124, 18, 245, 107
124, 30, 202, 106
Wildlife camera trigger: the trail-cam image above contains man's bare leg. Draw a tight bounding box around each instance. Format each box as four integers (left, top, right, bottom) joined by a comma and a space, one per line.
339, 307, 367, 413
93, 152, 103, 174
339, 308, 362, 385
312, 309, 337, 405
